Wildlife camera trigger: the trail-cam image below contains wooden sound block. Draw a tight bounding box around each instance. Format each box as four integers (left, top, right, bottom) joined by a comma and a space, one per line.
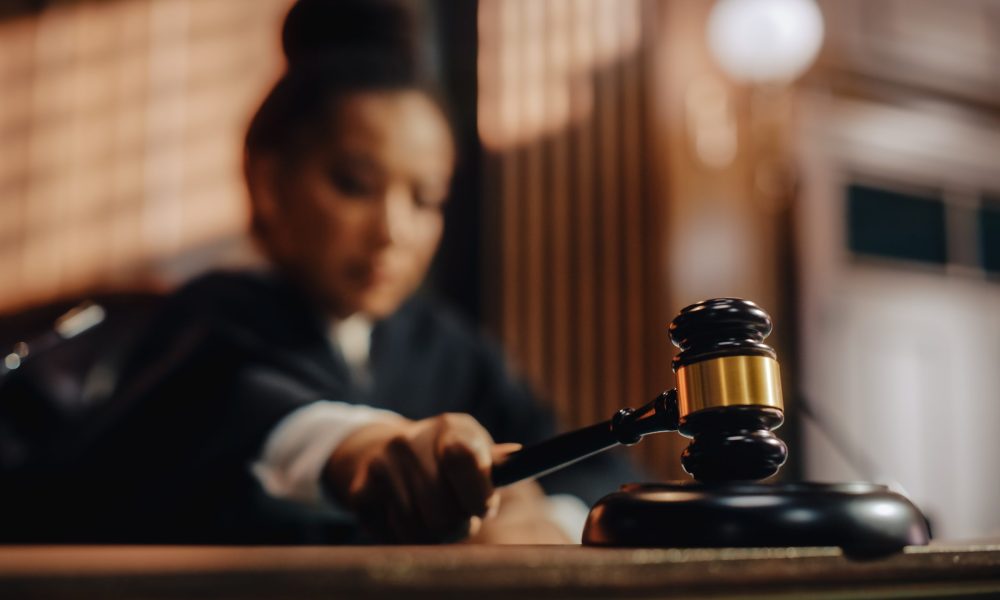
582, 481, 930, 557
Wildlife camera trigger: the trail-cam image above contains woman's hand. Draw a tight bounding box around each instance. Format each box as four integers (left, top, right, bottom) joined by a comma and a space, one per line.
464, 480, 575, 545
324, 413, 518, 543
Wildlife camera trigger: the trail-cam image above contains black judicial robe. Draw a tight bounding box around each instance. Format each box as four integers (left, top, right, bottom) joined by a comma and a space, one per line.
2, 271, 638, 543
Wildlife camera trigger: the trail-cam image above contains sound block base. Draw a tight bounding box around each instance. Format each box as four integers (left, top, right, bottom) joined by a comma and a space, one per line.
582, 482, 930, 557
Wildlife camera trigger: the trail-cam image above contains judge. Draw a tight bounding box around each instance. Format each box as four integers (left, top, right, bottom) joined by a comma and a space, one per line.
15, 0, 636, 544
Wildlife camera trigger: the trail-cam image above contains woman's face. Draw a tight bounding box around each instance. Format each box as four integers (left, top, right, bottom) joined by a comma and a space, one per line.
251, 90, 455, 319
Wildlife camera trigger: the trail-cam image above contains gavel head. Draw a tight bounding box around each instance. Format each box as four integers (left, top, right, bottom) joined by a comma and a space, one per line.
669, 298, 788, 481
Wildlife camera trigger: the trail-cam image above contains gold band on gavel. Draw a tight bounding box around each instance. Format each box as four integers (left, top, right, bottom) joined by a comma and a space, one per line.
675, 355, 784, 417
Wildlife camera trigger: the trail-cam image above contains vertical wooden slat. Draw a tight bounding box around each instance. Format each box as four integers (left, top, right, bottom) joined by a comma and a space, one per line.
66, 2, 114, 292
596, 0, 622, 419
500, 156, 518, 354
143, 0, 189, 264
522, 0, 547, 392
499, 0, 523, 360
108, 0, 151, 288
620, 0, 645, 411
477, 0, 503, 336
638, 0, 682, 479
0, 15, 33, 294
22, 5, 72, 301
572, 0, 599, 427
547, 0, 573, 424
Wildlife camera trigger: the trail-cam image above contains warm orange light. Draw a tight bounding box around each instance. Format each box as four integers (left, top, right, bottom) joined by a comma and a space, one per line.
477, 0, 642, 151
0, 0, 292, 311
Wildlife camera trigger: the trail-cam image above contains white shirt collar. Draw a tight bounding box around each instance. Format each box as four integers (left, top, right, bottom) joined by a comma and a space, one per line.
328, 313, 374, 386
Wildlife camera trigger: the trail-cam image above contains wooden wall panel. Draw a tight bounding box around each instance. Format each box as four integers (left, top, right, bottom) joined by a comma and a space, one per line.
479, 0, 677, 477
0, 0, 293, 312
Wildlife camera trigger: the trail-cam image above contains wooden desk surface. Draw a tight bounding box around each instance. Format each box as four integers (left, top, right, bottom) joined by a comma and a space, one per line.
0, 544, 997, 599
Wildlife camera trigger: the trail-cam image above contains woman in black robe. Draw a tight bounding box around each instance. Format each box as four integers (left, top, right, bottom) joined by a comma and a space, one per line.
2, 0, 637, 544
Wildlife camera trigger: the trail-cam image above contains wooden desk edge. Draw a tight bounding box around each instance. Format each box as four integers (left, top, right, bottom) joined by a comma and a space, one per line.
0, 545, 996, 599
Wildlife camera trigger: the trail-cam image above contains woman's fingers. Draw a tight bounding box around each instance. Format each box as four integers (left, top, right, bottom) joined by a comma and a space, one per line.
434, 413, 497, 519
352, 459, 395, 541
492, 442, 523, 460
343, 413, 516, 543
388, 434, 465, 541
357, 454, 426, 542
439, 439, 493, 519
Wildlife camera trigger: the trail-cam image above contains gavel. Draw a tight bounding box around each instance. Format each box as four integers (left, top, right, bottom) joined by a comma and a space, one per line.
491, 297, 786, 486
491, 298, 930, 555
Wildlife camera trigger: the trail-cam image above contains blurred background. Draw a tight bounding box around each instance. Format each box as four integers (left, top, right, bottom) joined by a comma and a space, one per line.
0, 0, 998, 542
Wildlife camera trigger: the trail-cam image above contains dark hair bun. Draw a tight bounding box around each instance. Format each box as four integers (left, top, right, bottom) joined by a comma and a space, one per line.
282, 0, 418, 68
247, 0, 444, 159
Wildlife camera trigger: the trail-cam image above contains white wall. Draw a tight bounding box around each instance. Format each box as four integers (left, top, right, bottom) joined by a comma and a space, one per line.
796, 93, 1000, 541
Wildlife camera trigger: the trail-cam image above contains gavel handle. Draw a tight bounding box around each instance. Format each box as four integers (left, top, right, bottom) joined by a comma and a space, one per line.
491, 389, 680, 487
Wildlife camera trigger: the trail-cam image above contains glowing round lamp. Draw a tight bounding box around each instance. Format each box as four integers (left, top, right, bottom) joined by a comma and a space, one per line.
707, 0, 824, 84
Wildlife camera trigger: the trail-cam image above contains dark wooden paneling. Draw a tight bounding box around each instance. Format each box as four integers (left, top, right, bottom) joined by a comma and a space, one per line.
480, 0, 675, 476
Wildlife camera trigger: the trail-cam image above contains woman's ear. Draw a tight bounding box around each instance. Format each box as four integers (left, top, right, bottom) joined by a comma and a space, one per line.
244, 152, 283, 245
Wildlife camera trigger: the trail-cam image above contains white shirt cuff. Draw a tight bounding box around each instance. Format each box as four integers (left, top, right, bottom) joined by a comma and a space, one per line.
251, 400, 402, 506
544, 493, 591, 543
